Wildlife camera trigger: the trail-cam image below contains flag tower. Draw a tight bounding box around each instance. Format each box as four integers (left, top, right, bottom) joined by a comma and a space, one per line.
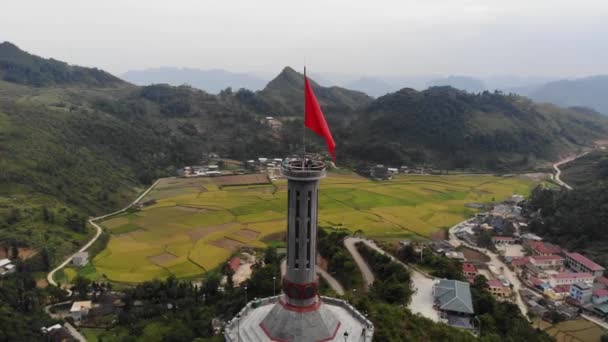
224, 69, 373, 342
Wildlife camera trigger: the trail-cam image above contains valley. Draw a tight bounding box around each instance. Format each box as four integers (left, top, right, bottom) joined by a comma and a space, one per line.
80, 172, 536, 283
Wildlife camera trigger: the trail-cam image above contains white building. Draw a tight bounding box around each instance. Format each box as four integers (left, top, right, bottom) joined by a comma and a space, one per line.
549, 272, 594, 287
0, 258, 15, 276
72, 252, 89, 267
70, 301, 92, 321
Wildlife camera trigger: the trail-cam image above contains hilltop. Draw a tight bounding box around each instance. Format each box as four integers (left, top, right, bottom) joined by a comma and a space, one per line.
253, 66, 372, 117
523, 75, 608, 115
0, 41, 123, 87
339, 87, 608, 169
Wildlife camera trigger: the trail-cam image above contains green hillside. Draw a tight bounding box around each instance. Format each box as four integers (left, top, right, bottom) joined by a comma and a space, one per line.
0, 42, 123, 87
240, 66, 372, 117
561, 150, 608, 187
340, 87, 608, 170
1, 41, 608, 267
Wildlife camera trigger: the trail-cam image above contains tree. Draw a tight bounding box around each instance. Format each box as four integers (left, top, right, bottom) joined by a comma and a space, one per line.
72, 276, 92, 299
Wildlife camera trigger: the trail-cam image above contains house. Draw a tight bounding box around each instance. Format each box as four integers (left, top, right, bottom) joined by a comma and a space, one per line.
549, 272, 594, 287
41, 324, 76, 342
529, 255, 564, 270
564, 252, 605, 278
72, 252, 89, 267
433, 279, 475, 316
70, 300, 92, 321
525, 241, 562, 256
492, 236, 516, 245
511, 256, 530, 268
594, 304, 608, 318
487, 279, 512, 298
569, 282, 593, 304
0, 258, 15, 276
596, 276, 608, 288
429, 240, 454, 254
455, 231, 477, 246
521, 233, 543, 241
462, 263, 478, 279
445, 251, 465, 261
592, 288, 608, 305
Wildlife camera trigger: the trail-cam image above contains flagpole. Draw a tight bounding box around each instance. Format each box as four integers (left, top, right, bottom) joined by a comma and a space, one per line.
303, 66, 306, 169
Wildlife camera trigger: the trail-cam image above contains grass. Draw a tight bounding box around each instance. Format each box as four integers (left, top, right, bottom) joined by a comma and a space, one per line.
94, 173, 535, 282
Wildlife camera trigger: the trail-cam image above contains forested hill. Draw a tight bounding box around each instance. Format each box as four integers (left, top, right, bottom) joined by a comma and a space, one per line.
528, 183, 608, 267
560, 150, 608, 188
0, 42, 123, 87
238, 66, 372, 117
337, 87, 608, 170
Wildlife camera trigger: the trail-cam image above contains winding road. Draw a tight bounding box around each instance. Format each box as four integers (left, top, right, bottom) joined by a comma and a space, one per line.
344, 236, 440, 321
47, 178, 167, 288
552, 152, 589, 190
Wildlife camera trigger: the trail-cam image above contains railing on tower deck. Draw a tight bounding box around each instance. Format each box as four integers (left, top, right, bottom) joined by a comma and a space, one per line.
281, 159, 326, 180
224, 295, 375, 342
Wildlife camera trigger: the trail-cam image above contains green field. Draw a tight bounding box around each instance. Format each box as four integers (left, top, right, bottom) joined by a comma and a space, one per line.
94, 173, 534, 282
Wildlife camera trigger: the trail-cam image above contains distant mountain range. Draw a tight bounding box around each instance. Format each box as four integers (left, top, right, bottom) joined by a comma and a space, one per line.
122, 67, 267, 94
520, 76, 608, 115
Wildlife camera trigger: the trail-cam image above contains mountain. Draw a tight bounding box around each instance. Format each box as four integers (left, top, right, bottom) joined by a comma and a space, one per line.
427, 76, 486, 93
122, 67, 267, 94
524, 75, 608, 115
340, 86, 608, 170
252, 66, 373, 117
0, 41, 123, 87
344, 77, 396, 98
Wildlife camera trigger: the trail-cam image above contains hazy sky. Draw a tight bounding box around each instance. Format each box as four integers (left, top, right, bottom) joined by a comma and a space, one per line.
2, 0, 608, 77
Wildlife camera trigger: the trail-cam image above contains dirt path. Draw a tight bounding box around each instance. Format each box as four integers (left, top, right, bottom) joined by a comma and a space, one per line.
552, 152, 589, 190
47, 178, 170, 289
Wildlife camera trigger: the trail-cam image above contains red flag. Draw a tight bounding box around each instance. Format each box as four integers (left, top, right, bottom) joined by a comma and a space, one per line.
304, 77, 336, 160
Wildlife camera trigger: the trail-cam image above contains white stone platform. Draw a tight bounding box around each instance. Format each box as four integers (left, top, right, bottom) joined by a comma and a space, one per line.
225, 296, 374, 342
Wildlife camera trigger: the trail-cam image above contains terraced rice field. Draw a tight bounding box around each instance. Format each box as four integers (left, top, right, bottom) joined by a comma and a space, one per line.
535, 318, 607, 342
95, 173, 534, 282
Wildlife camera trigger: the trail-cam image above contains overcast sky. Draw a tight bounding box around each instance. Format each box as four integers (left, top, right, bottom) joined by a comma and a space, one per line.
2, 0, 608, 78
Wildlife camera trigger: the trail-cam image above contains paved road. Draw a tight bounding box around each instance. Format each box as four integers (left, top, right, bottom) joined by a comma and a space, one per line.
280, 259, 345, 295
343, 237, 375, 291
449, 221, 529, 319
344, 237, 440, 321
552, 152, 589, 190
64, 322, 87, 342
47, 178, 167, 288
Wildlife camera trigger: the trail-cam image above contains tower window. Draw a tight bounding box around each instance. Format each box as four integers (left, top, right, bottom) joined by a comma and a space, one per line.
295, 191, 300, 218
307, 191, 312, 219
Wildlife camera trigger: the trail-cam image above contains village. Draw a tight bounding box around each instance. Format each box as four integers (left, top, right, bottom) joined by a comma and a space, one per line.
411, 193, 608, 333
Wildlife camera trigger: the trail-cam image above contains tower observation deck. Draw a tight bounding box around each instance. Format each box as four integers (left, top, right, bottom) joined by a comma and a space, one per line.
225, 158, 373, 342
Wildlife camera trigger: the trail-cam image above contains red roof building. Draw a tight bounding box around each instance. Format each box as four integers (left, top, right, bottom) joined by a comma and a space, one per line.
229, 257, 241, 272
511, 257, 530, 268
527, 241, 562, 256
596, 276, 608, 287
487, 279, 511, 297
565, 252, 605, 278
529, 255, 564, 270
462, 263, 478, 278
